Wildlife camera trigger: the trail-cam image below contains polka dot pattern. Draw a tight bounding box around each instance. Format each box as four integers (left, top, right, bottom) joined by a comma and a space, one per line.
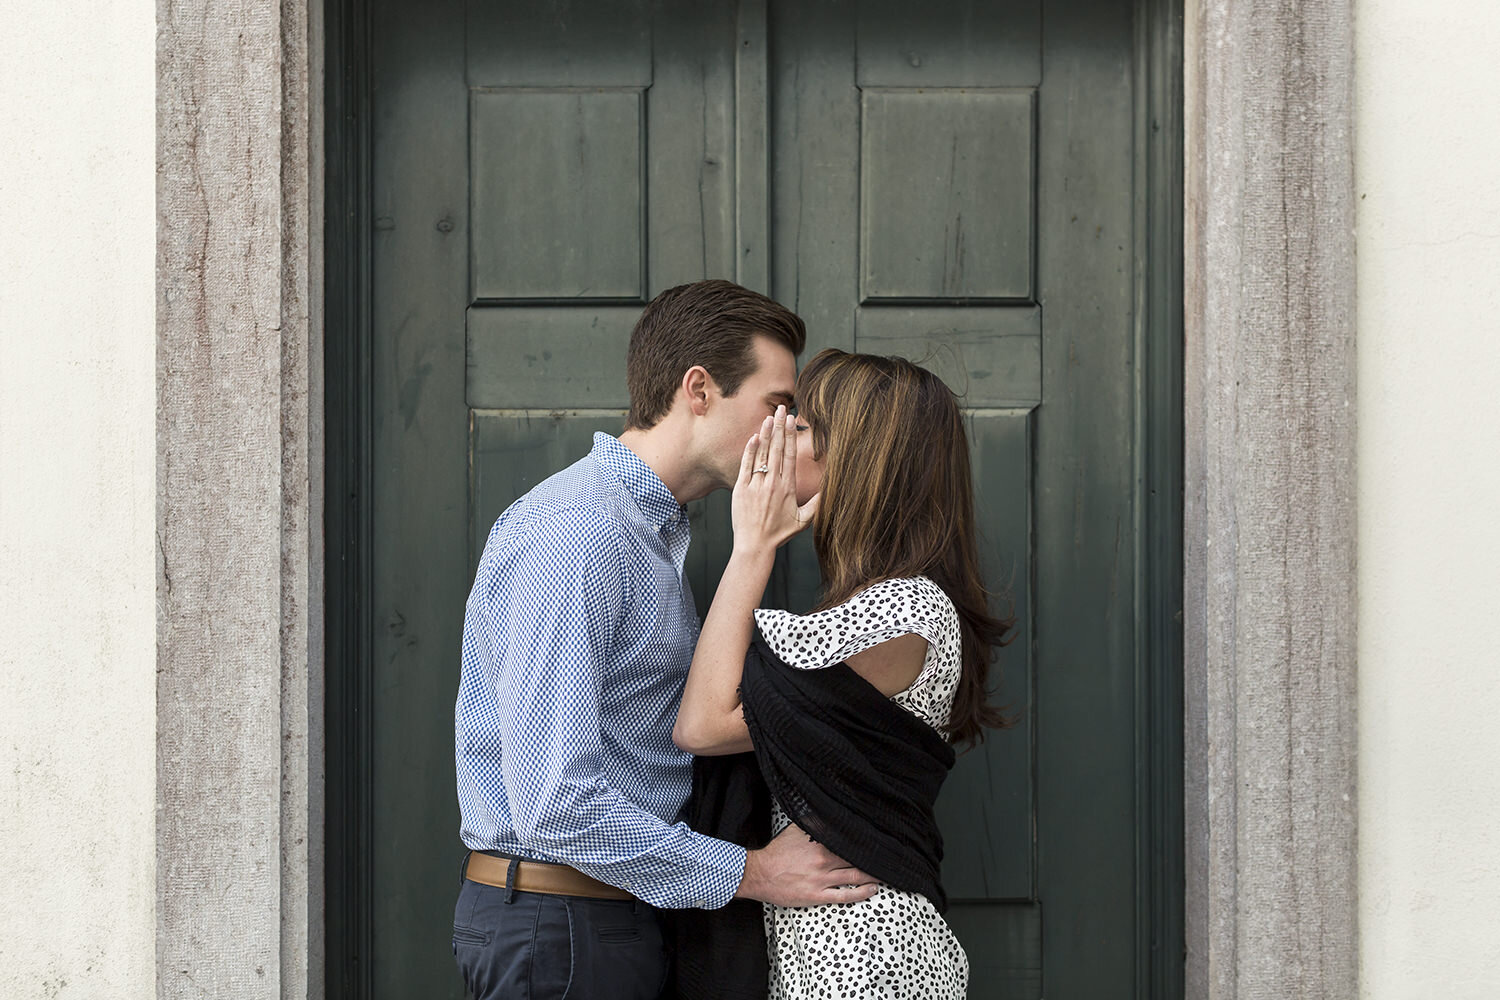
753, 577, 969, 998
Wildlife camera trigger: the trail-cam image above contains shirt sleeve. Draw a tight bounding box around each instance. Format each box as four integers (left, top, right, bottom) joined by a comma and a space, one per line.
480, 509, 745, 909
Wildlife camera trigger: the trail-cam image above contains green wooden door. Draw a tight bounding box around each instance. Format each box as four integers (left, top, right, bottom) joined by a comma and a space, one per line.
356, 0, 1159, 996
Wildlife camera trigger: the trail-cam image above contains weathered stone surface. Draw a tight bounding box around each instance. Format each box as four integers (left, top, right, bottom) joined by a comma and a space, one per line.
1184, 1, 1358, 997
156, 0, 320, 996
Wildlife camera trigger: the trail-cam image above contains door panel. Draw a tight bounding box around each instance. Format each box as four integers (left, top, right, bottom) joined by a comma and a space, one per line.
1032, 4, 1140, 992
366, 0, 1141, 996
768, 1, 1053, 984
858, 88, 1036, 301
368, 0, 468, 995
469, 88, 647, 301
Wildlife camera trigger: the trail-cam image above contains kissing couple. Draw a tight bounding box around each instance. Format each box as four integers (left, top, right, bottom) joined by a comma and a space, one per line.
453, 279, 1011, 999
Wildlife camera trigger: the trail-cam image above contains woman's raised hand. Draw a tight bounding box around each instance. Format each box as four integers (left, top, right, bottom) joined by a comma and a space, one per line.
731, 405, 820, 556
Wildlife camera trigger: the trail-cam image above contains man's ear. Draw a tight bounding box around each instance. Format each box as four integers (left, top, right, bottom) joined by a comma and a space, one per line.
682, 365, 713, 417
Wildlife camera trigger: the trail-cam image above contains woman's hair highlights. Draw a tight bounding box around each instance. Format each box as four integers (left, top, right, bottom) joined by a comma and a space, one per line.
795, 349, 1016, 748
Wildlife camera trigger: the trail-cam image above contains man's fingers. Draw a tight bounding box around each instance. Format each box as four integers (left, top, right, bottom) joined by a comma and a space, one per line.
826, 866, 877, 887
740, 827, 885, 907
805, 840, 873, 884
816, 883, 881, 905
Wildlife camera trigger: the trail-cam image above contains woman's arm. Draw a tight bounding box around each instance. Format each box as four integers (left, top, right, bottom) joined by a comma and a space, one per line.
673, 406, 817, 755
670, 546, 773, 754
845, 632, 929, 696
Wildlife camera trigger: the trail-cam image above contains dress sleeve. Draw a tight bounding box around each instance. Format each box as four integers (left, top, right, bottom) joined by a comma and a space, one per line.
753, 577, 952, 671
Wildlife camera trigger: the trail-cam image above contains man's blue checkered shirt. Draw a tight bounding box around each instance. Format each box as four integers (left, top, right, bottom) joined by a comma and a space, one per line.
456, 432, 746, 909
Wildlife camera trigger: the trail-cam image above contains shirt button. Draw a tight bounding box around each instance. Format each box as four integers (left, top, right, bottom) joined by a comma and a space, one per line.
692, 899, 705, 908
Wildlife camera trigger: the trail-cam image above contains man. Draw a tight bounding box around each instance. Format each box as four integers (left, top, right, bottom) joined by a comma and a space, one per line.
453, 280, 875, 999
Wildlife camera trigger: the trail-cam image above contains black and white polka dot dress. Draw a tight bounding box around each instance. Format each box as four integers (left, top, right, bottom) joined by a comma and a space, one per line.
752, 576, 969, 1000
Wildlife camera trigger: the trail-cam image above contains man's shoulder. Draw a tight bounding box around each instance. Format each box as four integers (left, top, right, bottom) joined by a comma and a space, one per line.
486, 453, 630, 556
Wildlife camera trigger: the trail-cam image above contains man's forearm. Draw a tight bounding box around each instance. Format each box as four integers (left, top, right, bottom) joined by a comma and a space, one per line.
506, 779, 748, 909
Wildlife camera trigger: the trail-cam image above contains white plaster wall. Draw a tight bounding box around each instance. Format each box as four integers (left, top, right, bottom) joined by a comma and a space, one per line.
1357, 3, 1500, 997
0, 1, 157, 996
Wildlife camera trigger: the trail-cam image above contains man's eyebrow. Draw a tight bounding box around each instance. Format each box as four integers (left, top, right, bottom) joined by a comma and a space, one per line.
768, 391, 795, 406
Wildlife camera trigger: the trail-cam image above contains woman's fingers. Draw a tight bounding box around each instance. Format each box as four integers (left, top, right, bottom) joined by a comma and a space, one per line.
737, 431, 760, 487
781, 412, 798, 479
796, 492, 821, 527
737, 407, 808, 549
754, 413, 773, 473
766, 404, 786, 481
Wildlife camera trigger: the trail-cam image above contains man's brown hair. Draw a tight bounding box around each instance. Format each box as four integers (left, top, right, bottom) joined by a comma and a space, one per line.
795, 349, 1016, 749
624, 279, 806, 430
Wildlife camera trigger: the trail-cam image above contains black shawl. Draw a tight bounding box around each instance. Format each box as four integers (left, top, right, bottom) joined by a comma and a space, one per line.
670, 632, 956, 1000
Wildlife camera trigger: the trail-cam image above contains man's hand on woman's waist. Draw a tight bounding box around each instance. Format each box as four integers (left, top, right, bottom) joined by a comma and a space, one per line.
734, 822, 880, 907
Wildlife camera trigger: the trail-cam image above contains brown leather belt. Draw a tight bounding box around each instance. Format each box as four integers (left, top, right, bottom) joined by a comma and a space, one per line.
463, 851, 635, 902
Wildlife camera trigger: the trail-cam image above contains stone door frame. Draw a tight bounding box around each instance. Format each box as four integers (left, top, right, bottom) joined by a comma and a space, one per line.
154, 0, 1355, 996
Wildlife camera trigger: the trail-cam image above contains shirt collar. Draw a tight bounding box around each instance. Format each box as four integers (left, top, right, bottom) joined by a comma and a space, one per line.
591, 432, 689, 531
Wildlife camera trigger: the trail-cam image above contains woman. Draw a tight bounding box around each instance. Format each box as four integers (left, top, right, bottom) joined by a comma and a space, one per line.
672, 349, 1013, 1000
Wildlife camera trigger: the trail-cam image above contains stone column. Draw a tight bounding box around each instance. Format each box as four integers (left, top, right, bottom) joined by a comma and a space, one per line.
1184, 1, 1358, 997
156, 0, 322, 995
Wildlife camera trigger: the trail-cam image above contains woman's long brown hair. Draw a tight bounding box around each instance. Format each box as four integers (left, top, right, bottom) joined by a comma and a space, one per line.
795, 349, 1015, 748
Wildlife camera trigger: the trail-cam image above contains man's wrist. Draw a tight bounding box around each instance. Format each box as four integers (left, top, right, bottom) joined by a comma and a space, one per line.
689, 840, 748, 909
733, 846, 764, 900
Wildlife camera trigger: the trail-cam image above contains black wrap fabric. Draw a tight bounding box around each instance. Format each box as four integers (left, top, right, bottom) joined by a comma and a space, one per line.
668, 750, 773, 1000
739, 633, 956, 909
670, 632, 956, 1000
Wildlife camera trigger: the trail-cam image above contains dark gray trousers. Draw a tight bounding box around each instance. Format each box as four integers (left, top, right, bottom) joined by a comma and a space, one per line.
452, 874, 669, 1000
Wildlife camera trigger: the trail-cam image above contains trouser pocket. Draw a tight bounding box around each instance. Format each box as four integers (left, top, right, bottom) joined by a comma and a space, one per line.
452, 881, 572, 1000
566, 897, 668, 1000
